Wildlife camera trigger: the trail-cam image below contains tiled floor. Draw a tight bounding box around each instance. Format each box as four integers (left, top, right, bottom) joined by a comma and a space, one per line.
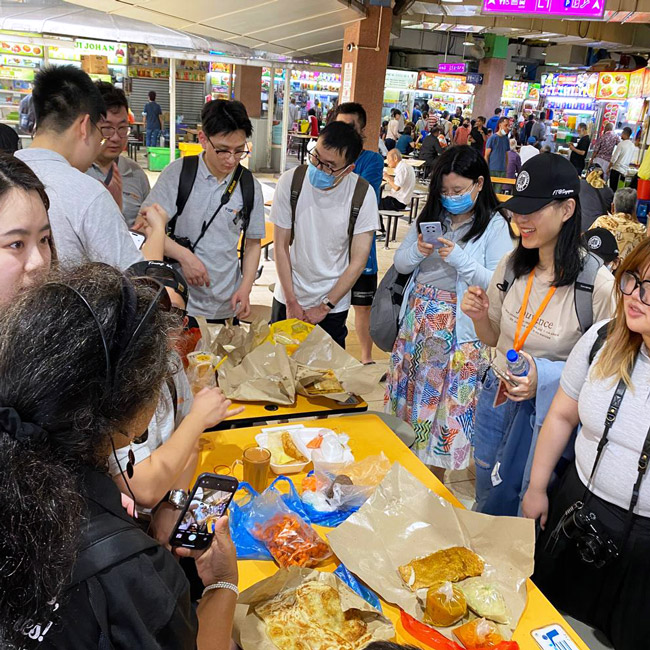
142, 154, 476, 506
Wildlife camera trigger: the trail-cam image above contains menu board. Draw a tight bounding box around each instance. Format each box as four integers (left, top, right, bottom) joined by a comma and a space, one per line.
417, 72, 474, 94
0, 66, 35, 81
0, 54, 40, 68
527, 83, 541, 101
502, 80, 528, 101
596, 71, 630, 100
0, 40, 44, 57
384, 69, 417, 90
599, 102, 620, 136
627, 69, 647, 99
541, 72, 598, 97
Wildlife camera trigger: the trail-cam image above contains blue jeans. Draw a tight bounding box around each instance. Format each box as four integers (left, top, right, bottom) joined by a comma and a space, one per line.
146, 128, 161, 147
473, 368, 518, 512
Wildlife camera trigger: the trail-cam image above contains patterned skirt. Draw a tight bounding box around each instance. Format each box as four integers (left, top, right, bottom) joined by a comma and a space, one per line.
385, 282, 488, 470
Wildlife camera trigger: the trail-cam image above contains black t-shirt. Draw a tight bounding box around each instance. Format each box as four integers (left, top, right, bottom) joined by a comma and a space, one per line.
579, 180, 615, 231
470, 127, 485, 151
570, 135, 591, 172
18, 470, 198, 650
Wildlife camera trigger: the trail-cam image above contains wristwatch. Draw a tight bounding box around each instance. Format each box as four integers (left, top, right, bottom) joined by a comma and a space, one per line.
321, 297, 336, 310
165, 489, 188, 510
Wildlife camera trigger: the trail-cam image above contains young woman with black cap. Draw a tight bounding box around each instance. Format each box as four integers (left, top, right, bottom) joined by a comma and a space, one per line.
522, 238, 650, 650
461, 152, 614, 515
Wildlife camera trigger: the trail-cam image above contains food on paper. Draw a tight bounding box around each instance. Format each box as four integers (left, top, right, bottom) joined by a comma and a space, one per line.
304, 369, 345, 396
399, 547, 485, 591
453, 618, 503, 648
458, 578, 510, 624
256, 581, 373, 650
251, 513, 331, 568
424, 582, 467, 627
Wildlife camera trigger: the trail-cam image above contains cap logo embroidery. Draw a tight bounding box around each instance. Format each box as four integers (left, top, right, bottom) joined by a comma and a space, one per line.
552, 188, 573, 196
588, 235, 601, 250
516, 171, 530, 192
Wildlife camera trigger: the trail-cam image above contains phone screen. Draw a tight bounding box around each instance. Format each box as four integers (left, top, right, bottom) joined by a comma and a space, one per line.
170, 474, 238, 549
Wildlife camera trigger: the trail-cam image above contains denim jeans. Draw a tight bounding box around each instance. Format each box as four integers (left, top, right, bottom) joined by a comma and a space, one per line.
146, 128, 161, 147
472, 368, 518, 512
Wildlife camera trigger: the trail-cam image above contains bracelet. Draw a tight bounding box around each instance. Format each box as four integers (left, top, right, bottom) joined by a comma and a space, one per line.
202, 581, 239, 599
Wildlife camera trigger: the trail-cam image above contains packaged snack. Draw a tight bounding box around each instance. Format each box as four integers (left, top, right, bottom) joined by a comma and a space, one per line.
458, 578, 510, 624
453, 618, 503, 648
424, 581, 467, 627
399, 547, 485, 591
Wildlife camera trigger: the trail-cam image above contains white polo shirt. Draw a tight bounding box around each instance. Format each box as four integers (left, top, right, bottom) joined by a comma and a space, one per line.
386, 160, 416, 206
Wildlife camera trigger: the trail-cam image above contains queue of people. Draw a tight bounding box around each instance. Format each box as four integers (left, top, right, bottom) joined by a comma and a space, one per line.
2, 62, 650, 650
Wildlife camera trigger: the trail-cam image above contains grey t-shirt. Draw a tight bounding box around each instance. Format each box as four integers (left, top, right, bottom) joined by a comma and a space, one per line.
142, 154, 266, 318
15, 148, 143, 270
561, 319, 650, 516
86, 155, 151, 227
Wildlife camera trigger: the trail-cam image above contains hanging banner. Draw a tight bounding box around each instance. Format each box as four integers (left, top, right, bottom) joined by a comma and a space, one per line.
49, 39, 127, 65
417, 72, 473, 94
341, 62, 353, 103
628, 68, 647, 99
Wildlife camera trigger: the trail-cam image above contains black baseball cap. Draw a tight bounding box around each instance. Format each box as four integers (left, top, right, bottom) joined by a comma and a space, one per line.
501, 153, 580, 215
583, 228, 619, 263
127, 260, 189, 306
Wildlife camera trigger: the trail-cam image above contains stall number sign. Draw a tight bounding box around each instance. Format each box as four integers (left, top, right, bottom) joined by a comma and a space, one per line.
482, 0, 605, 19
438, 62, 466, 75
48, 39, 127, 66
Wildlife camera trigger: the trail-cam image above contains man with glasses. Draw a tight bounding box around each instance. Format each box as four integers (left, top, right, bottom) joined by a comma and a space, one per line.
16, 65, 165, 267
86, 82, 150, 227
142, 99, 265, 322
270, 121, 379, 348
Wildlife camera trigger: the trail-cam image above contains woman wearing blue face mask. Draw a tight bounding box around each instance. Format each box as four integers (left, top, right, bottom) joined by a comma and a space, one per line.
385, 145, 513, 480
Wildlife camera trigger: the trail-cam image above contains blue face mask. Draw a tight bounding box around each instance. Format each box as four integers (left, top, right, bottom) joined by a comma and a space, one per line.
440, 184, 477, 215
308, 162, 340, 190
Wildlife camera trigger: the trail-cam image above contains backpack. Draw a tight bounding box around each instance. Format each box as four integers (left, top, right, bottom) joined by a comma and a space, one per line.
288, 164, 369, 255
369, 265, 413, 352
497, 251, 603, 334
589, 319, 611, 364
167, 155, 255, 265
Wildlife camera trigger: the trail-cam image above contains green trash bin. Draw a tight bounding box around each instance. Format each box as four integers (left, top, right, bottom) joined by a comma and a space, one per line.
147, 147, 180, 171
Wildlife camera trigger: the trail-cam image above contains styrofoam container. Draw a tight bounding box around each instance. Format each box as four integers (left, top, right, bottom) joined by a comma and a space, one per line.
255, 425, 313, 475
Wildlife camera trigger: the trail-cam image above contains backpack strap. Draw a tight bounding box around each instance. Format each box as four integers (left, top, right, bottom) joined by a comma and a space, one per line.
289, 165, 308, 246
574, 251, 602, 333
87, 576, 115, 650
588, 319, 611, 365
496, 255, 516, 293
167, 154, 199, 239
237, 166, 255, 268
348, 176, 370, 255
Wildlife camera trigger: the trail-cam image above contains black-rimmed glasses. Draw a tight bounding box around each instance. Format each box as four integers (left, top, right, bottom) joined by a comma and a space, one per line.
91, 120, 106, 145
308, 150, 348, 176
100, 125, 131, 139
207, 137, 250, 161
620, 271, 650, 306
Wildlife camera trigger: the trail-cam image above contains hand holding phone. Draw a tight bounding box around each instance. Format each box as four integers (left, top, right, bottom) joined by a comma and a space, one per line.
419, 221, 444, 248
129, 229, 147, 250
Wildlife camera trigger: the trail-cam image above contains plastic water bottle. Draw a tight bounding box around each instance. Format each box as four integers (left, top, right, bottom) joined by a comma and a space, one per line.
506, 349, 529, 377
159, 133, 165, 147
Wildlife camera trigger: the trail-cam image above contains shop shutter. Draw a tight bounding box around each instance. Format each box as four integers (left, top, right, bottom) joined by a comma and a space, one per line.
128, 77, 206, 126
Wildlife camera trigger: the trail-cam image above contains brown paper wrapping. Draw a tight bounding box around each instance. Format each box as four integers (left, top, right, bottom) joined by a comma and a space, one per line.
292, 326, 385, 403
194, 317, 270, 366
327, 463, 535, 639
233, 568, 395, 649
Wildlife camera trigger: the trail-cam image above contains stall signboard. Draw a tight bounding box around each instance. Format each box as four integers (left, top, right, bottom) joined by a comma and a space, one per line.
0, 40, 44, 57
0, 65, 35, 81
527, 83, 541, 101
482, 0, 605, 19
384, 69, 418, 90
0, 54, 40, 68
438, 62, 466, 74
49, 39, 127, 66
627, 68, 647, 99
599, 101, 620, 136
596, 71, 630, 100
466, 72, 484, 85
502, 80, 528, 101
626, 97, 645, 123
541, 72, 598, 98
417, 72, 474, 94
210, 62, 230, 74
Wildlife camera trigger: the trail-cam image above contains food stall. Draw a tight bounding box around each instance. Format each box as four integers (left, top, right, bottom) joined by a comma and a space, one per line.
501, 80, 529, 118
0, 38, 44, 125
594, 71, 631, 144
618, 68, 647, 140
382, 69, 418, 122
48, 38, 127, 85
415, 71, 475, 117
209, 62, 233, 100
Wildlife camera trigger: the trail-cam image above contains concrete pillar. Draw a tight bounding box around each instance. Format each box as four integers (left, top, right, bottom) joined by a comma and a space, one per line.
234, 65, 261, 118
471, 35, 509, 120
340, 5, 392, 150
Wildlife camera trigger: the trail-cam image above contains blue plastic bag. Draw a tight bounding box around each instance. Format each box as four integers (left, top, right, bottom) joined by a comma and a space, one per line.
334, 563, 382, 612
229, 482, 272, 560
267, 475, 312, 522
299, 471, 364, 527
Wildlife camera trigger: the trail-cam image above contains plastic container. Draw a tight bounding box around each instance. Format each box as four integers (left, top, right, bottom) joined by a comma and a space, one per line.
179, 142, 203, 157
506, 349, 529, 377
637, 177, 650, 201
147, 146, 180, 171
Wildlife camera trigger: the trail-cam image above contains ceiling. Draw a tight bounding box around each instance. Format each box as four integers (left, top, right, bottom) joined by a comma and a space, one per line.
62, 0, 365, 58
402, 0, 650, 53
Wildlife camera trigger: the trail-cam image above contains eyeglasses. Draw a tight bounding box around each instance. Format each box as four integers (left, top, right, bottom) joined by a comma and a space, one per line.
620, 271, 650, 306
100, 125, 131, 139
308, 150, 349, 176
91, 120, 106, 145
207, 137, 250, 161
440, 181, 476, 198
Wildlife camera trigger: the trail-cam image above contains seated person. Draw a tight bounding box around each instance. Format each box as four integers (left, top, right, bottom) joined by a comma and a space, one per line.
419, 127, 445, 177
579, 165, 615, 231
396, 125, 414, 156
379, 149, 416, 239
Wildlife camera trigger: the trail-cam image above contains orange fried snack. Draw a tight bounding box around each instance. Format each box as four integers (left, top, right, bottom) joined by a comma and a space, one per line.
252, 513, 331, 568
398, 546, 484, 591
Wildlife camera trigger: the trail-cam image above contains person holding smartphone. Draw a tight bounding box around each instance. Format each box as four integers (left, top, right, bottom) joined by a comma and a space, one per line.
386, 145, 512, 480
0, 264, 239, 649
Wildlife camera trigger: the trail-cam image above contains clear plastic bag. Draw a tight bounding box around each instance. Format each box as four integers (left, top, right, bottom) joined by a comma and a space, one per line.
228, 482, 272, 561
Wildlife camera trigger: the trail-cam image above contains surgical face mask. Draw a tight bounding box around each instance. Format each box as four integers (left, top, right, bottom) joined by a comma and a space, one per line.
308, 161, 347, 190
440, 183, 477, 215
499, 129, 507, 136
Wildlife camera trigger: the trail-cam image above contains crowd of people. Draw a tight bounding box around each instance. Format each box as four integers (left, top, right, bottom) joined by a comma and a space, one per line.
0, 62, 649, 650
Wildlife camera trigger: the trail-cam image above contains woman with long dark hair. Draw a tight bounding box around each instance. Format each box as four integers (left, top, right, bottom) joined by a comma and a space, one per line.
522, 239, 650, 650
0, 264, 238, 649
462, 153, 614, 515
385, 145, 512, 479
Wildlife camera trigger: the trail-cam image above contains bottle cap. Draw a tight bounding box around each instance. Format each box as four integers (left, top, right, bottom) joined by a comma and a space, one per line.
506, 349, 519, 363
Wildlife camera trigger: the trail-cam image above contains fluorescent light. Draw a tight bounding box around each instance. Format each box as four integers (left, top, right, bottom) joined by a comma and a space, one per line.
442, 0, 464, 3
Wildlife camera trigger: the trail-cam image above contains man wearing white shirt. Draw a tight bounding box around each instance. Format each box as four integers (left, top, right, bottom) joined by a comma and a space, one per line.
378, 149, 416, 240
608, 127, 636, 192
288, 97, 300, 130
520, 136, 540, 165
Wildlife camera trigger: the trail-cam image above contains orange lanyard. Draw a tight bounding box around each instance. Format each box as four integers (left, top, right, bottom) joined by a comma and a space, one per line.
513, 269, 557, 352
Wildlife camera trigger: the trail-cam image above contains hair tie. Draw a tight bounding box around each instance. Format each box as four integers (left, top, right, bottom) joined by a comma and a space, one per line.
0, 407, 48, 444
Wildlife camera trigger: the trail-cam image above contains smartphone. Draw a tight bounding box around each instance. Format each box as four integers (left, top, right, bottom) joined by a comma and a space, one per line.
129, 229, 146, 250
532, 624, 581, 650
490, 361, 519, 388
169, 473, 238, 550
419, 221, 444, 248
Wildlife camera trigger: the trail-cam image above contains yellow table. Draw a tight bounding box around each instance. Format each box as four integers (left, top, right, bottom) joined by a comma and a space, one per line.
491, 176, 516, 185
196, 414, 589, 649
210, 393, 367, 430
